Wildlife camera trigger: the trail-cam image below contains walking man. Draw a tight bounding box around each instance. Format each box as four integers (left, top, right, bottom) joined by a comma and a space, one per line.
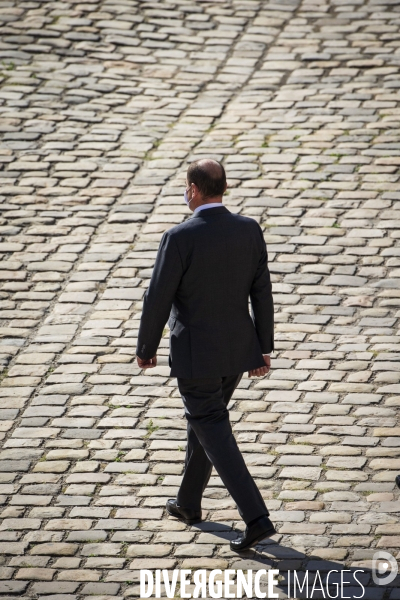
136, 159, 275, 551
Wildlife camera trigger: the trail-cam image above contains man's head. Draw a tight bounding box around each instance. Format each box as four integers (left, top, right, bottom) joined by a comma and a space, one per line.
185, 159, 227, 212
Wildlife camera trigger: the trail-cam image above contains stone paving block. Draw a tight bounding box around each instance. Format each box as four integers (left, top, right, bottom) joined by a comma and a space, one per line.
15, 567, 56, 580
32, 582, 80, 594
30, 543, 78, 556
0, 581, 29, 593
37, 596, 77, 600
80, 583, 120, 594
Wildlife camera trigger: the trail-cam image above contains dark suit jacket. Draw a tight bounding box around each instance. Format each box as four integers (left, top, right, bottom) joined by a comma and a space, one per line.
136, 205, 274, 379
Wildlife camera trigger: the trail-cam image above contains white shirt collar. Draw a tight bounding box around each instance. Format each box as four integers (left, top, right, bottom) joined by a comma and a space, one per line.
194, 203, 223, 214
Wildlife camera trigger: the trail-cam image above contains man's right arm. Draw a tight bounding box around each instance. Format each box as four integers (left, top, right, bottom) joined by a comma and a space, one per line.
136, 231, 183, 362
249, 225, 274, 355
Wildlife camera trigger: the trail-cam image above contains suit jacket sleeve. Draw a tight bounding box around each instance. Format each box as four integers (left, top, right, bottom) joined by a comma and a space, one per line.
250, 225, 274, 354
136, 232, 183, 360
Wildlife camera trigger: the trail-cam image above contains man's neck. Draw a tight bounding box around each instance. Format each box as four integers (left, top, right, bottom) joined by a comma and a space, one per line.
193, 202, 223, 214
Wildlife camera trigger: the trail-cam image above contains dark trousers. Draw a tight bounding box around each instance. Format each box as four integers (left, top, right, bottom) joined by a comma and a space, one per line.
176, 374, 269, 525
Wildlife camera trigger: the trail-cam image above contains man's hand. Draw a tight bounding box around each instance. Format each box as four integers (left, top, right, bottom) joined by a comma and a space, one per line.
137, 355, 157, 369
248, 354, 270, 378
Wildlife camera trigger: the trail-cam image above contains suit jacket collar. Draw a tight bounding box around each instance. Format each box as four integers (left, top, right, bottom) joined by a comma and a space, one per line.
192, 205, 230, 218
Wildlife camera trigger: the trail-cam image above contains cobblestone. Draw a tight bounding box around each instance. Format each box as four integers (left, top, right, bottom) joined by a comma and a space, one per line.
0, 0, 399, 596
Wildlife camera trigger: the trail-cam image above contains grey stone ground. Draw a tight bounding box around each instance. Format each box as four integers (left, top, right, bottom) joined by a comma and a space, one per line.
0, 0, 400, 597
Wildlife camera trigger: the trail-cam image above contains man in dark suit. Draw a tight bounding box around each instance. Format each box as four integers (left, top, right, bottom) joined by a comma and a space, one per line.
136, 159, 275, 551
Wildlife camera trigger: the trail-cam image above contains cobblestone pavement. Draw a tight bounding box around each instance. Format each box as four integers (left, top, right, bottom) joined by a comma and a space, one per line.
0, 0, 400, 597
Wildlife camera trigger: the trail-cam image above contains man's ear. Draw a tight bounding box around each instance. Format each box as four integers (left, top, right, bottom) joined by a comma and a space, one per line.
223, 182, 228, 193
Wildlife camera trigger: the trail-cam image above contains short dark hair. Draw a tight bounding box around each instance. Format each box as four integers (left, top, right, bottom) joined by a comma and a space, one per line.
187, 159, 226, 200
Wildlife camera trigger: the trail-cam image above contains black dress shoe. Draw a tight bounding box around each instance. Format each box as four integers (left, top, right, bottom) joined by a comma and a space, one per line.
396, 475, 400, 489
166, 499, 202, 524
230, 516, 276, 552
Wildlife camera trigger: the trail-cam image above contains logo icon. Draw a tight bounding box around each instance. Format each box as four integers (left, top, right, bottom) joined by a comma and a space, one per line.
372, 551, 398, 586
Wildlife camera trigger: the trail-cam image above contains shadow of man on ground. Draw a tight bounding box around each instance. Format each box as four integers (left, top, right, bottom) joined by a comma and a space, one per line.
191, 521, 400, 599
